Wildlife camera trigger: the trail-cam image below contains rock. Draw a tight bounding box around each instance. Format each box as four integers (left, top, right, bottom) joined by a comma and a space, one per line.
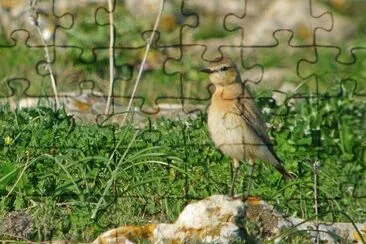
161, 195, 244, 243
0, 211, 33, 240
92, 225, 155, 244
185, 0, 250, 16
91, 195, 366, 243
8, 91, 205, 125
92, 195, 244, 244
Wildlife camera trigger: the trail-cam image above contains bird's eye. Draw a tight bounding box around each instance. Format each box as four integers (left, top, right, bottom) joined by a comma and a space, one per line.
220, 66, 229, 71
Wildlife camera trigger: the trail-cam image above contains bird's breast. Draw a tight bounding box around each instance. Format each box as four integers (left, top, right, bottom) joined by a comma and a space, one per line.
208, 97, 246, 159
208, 93, 263, 161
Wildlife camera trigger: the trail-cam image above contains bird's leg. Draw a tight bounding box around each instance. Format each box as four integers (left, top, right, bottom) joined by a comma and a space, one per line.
230, 158, 240, 197
245, 159, 255, 198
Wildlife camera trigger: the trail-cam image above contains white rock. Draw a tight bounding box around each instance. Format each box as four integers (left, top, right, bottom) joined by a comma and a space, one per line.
91, 195, 366, 243
175, 195, 244, 229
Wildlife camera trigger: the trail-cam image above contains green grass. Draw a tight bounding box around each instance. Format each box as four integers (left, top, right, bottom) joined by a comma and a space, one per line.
0, 83, 365, 242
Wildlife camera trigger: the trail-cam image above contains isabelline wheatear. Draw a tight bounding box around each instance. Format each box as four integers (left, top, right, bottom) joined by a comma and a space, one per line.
201, 57, 293, 197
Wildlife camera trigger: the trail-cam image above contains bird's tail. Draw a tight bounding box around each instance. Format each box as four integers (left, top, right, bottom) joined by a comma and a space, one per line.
273, 162, 295, 180
268, 148, 295, 180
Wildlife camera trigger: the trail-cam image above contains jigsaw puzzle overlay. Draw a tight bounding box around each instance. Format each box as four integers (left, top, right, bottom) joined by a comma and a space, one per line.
1, 0, 365, 111
0, 0, 365, 242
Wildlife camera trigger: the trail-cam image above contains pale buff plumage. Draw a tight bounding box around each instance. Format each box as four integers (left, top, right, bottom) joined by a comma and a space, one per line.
201, 58, 293, 196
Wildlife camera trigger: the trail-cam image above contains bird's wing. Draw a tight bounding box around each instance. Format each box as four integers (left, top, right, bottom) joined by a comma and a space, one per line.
235, 88, 273, 149
235, 88, 294, 179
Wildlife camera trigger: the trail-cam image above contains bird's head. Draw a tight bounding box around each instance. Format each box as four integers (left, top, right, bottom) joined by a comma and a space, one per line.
200, 58, 240, 86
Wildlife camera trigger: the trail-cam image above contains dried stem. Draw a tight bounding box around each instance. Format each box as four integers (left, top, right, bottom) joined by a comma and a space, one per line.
313, 160, 319, 244
90, 2, 165, 219
35, 30, 59, 107
104, 0, 115, 115
29, 0, 60, 108
38, 32, 60, 108
121, 0, 165, 126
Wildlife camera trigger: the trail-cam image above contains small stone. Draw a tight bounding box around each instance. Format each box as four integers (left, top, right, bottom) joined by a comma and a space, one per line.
0, 211, 33, 239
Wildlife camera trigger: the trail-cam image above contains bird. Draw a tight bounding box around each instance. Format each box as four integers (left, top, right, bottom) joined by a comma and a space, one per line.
201, 57, 293, 197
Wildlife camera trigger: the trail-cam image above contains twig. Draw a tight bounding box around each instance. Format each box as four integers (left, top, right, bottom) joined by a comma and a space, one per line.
121, 0, 165, 126
313, 160, 320, 244
37, 30, 60, 108
30, 2, 60, 108
101, 0, 165, 179
104, 0, 115, 115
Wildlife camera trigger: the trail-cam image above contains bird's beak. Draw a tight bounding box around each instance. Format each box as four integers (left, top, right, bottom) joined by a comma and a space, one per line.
200, 68, 212, 73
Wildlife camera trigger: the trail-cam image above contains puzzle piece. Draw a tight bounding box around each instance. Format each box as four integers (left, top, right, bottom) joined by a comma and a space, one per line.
161, 1, 268, 114
89, 0, 228, 114
163, 0, 333, 114
95, 0, 186, 48
224, 0, 333, 47
0, 1, 84, 101
163, 13, 315, 118
90, 44, 184, 114
29, 7, 73, 45
310, 0, 357, 47
0, 29, 57, 98
298, 46, 366, 97
160, 44, 211, 114
0, 0, 73, 46
49, 1, 101, 63
37, 0, 178, 113
88, 0, 189, 113
14, 2, 111, 103
220, 0, 333, 103
178, 0, 244, 58
162, 41, 296, 118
